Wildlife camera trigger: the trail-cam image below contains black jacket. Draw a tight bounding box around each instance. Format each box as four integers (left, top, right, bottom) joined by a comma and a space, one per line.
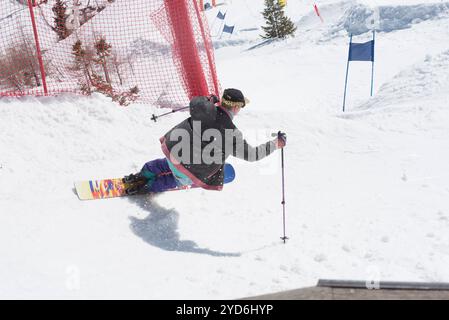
160, 96, 276, 190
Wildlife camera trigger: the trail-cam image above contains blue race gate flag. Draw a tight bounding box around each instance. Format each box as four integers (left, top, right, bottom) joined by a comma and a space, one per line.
342, 32, 376, 112
217, 10, 226, 20
349, 40, 375, 62
223, 24, 235, 34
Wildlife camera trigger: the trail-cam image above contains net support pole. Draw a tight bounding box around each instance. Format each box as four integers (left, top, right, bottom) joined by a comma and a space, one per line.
27, 0, 48, 95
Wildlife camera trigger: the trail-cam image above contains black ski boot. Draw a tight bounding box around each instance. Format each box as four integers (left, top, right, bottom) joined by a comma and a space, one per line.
123, 172, 146, 185
124, 183, 145, 196
123, 170, 156, 196
123, 172, 153, 195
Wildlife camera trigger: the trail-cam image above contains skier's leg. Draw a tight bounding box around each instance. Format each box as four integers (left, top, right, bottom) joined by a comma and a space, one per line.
124, 159, 158, 195
137, 158, 178, 193
143, 158, 178, 192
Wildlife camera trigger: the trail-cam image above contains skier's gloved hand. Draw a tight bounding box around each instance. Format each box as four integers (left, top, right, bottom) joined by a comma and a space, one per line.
208, 94, 219, 104
274, 132, 287, 149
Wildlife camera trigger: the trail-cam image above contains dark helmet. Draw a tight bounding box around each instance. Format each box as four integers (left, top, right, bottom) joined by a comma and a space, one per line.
221, 88, 250, 108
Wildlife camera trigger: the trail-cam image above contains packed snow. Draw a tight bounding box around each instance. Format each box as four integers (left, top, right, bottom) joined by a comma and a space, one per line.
1, 0, 449, 299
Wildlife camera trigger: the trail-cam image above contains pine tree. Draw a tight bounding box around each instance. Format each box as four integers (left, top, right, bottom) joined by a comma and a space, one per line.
261, 0, 296, 40
53, 0, 70, 40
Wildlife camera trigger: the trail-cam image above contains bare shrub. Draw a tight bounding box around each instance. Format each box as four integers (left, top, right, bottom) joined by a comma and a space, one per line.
70, 38, 138, 105
0, 39, 51, 93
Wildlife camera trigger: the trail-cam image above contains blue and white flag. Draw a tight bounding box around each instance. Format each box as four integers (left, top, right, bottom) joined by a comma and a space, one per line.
217, 11, 226, 20
342, 32, 376, 112
223, 24, 235, 34
349, 40, 375, 62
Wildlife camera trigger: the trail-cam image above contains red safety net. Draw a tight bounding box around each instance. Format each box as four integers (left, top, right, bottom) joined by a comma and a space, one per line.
0, 0, 219, 107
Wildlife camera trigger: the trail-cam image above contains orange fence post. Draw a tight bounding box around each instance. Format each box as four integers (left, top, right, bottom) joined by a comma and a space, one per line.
27, 0, 48, 95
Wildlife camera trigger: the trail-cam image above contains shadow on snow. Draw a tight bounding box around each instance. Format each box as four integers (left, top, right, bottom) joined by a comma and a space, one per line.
128, 195, 241, 257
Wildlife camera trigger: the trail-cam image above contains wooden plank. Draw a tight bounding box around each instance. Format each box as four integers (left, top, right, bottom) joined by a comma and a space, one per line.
244, 287, 449, 300
318, 279, 449, 291
243, 280, 449, 300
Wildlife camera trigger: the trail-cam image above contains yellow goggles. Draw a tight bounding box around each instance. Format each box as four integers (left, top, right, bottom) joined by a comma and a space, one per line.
221, 97, 249, 108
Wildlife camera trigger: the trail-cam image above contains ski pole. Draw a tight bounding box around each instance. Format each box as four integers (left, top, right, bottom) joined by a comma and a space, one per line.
151, 106, 189, 122
280, 145, 288, 243
151, 95, 219, 122
273, 131, 288, 243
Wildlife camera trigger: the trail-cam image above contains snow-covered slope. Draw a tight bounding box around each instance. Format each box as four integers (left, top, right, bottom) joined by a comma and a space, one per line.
358, 50, 449, 110
1, 0, 449, 299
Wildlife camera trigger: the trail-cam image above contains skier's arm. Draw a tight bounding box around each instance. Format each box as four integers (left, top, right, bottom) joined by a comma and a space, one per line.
231, 129, 278, 162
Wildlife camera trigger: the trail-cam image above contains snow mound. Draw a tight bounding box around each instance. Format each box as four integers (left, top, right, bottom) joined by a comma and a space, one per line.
335, 1, 449, 36
0, 94, 161, 183
357, 50, 449, 111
